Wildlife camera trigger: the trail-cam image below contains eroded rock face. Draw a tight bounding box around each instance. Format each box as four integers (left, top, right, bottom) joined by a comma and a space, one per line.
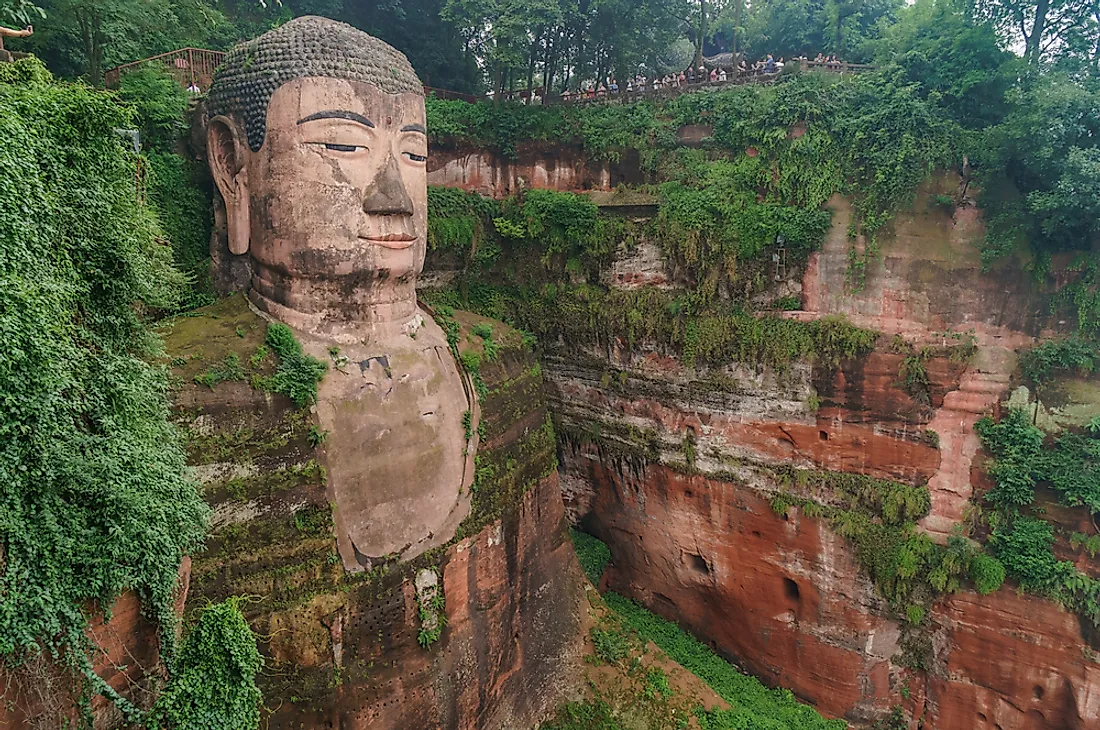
925, 590, 1100, 730
426, 142, 643, 196
577, 457, 902, 723
524, 173, 1100, 728
163, 297, 586, 728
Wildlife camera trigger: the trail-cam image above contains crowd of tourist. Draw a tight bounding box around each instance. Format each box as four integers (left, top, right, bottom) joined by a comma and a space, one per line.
503, 52, 852, 104
556, 53, 853, 103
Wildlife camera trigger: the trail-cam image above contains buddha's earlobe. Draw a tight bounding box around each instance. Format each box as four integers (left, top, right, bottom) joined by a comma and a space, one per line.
207, 116, 250, 255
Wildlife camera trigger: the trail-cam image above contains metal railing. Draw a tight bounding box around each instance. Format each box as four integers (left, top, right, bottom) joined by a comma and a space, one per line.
104, 48, 227, 91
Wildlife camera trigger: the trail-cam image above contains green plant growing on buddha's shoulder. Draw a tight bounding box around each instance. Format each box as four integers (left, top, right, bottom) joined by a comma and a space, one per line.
308, 426, 329, 448
256, 323, 328, 407
194, 353, 246, 388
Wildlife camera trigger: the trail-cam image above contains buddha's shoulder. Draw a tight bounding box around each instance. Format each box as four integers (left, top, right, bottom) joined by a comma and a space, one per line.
158, 295, 549, 429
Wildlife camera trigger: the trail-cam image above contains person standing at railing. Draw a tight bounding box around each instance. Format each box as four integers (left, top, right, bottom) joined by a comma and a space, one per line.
709, 67, 718, 83
776, 57, 785, 72
0, 24, 32, 61
718, 68, 727, 83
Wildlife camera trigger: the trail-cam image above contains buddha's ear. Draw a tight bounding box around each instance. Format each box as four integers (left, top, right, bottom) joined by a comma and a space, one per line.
207, 115, 250, 256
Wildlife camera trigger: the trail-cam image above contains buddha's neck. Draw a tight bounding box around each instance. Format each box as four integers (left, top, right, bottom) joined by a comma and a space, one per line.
249, 266, 420, 343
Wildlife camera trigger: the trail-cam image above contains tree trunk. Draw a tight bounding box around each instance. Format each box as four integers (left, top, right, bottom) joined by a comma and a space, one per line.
527, 35, 538, 95
543, 31, 554, 93
732, 0, 742, 56
1026, 0, 1051, 64
693, 0, 707, 68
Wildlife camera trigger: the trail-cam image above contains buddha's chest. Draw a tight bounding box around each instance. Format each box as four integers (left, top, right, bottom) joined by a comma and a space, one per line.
307, 326, 474, 569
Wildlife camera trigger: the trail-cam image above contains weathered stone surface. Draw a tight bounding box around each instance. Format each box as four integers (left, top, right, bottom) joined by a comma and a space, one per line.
163, 298, 586, 729
924, 589, 1100, 730
426, 142, 642, 196
575, 456, 903, 723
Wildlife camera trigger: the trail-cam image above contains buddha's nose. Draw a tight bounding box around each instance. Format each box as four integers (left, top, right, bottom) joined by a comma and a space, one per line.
362, 153, 413, 216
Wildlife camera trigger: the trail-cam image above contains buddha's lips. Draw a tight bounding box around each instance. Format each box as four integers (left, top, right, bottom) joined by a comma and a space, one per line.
362, 234, 416, 250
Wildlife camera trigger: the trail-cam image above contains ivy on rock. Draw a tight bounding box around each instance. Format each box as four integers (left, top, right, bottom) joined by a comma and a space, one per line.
0, 58, 209, 718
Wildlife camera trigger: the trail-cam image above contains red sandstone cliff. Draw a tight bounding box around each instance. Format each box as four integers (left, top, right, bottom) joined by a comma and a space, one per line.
420, 161, 1100, 728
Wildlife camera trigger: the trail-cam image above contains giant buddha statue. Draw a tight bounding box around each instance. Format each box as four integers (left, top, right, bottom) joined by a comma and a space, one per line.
205, 16, 475, 569
160, 17, 584, 727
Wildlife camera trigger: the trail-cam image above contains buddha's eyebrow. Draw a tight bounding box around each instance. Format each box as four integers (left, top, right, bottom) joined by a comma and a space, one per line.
297, 110, 374, 128
400, 123, 427, 134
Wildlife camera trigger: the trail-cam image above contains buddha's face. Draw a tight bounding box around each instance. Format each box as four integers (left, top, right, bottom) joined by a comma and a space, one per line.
243, 77, 428, 286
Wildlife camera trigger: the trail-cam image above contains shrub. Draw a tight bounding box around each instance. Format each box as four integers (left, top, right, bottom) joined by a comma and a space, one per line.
968, 553, 1007, 595
590, 626, 631, 665
990, 517, 1069, 594
146, 600, 263, 730
117, 65, 190, 153
260, 323, 328, 407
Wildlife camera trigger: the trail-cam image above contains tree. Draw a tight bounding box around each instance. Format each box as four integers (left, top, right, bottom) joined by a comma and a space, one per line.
973, 0, 1095, 65
19, 0, 233, 84
874, 0, 1013, 127
0, 0, 45, 28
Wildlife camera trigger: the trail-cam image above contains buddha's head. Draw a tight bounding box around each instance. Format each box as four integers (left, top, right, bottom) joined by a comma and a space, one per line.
206, 17, 427, 337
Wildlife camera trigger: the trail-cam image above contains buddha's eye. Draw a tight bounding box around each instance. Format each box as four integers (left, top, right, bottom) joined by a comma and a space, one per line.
404, 152, 427, 163
322, 143, 362, 153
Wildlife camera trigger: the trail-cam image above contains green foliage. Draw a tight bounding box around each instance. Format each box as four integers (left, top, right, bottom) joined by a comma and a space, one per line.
975, 408, 1100, 623
771, 469, 1002, 634
0, 58, 208, 714
308, 425, 328, 448
975, 408, 1044, 510
194, 353, 245, 388
653, 173, 832, 299
542, 699, 626, 730
1052, 258, 1100, 340
1018, 337, 1100, 386
146, 152, 214, 311
899, 355, 931, 405
257, 323, 328, 407
604, 592, 845, 730
989, 517, 1068, 594
977, 407, 1100, 514
439, 283, 878, 372
590, 625, 632, 665
643, 666, 673, 700
426, 96, 661, 160
427, 185, 496, 254
968, 552, 1007, 595
117, 64, 189, 153
146, 600, 263, 730
571, 528, 613, 585
975, 74, 1100, 301
460, 350, 488, 399
1070, 532, 1100, 558
416, 579, 447, 648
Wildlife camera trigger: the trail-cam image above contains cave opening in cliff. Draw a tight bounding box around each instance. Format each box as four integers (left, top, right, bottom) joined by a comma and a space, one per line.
686, 552, 711, 575
783, 577, 801, 603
